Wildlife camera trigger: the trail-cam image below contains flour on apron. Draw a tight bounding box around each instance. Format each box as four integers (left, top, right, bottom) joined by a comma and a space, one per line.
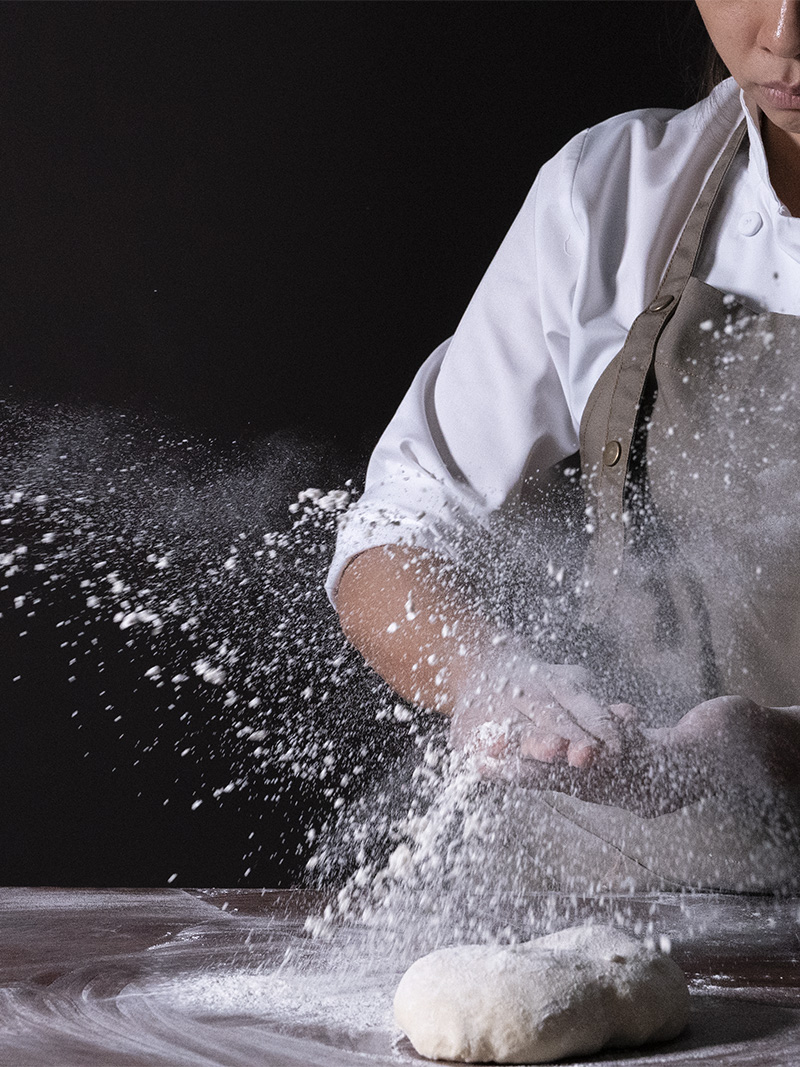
519, 118, 800, 893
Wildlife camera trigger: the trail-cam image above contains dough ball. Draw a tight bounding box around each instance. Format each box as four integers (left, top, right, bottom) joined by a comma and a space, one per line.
393, 925, 689, 1064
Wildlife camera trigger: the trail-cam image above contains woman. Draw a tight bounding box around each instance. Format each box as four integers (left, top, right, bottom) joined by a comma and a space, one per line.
329, 2, 800, 893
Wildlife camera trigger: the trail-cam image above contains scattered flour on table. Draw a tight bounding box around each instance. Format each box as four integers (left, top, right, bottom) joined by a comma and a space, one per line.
157, 967, 391, 1034
2, 399, 709, 996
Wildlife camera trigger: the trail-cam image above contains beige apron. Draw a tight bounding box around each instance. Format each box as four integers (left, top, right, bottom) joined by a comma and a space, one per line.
521, 118, 800, 894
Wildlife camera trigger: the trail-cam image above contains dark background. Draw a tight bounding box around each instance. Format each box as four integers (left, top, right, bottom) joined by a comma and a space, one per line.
1, 1, 707, 886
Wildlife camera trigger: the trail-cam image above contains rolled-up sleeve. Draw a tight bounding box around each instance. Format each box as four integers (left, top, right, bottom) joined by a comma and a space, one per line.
326, 132, 588, 603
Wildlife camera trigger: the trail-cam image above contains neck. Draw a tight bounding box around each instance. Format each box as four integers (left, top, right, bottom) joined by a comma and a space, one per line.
761, 115, 800, 216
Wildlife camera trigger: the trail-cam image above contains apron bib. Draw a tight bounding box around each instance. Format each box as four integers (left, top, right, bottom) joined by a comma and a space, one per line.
527, 119, 800, 892
580, 118, 800, 716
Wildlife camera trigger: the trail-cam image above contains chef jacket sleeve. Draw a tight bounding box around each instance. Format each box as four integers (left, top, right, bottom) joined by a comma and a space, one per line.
326, 128, 589, 604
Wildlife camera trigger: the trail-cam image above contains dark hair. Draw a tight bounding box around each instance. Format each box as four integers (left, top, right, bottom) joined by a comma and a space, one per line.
672, 4, 731, 104
701, 39, 730, 99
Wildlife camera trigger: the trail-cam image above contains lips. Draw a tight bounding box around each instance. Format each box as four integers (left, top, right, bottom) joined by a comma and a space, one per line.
758, 82, 800, 108
762, 81, 800, 95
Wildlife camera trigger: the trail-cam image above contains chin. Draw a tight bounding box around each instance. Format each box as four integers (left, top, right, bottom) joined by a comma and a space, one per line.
764, 110, 800, 135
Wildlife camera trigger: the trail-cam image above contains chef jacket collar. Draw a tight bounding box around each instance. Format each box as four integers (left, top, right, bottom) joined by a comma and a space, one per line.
740, 86, 795, 218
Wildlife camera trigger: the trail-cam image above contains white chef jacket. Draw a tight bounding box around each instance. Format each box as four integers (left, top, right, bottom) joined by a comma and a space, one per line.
327, 78, 800, 602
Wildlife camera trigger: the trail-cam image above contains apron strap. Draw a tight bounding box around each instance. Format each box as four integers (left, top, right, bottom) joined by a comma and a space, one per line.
657, 118, 749, 296
579, 117, 747, 615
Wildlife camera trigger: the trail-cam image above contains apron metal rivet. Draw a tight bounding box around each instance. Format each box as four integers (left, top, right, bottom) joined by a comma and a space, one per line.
603, 440, 622, 467
647, 295, 674, 313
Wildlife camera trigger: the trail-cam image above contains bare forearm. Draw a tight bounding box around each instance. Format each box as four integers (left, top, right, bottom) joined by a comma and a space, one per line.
336, 544, 496, 713
335, 546, 643, 778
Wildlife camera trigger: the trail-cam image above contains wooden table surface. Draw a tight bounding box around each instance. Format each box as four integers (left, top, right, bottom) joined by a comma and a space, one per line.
0, 887, 798, 1066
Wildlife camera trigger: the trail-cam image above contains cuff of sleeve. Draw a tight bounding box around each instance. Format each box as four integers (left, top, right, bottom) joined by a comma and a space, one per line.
324, 505, 460, 606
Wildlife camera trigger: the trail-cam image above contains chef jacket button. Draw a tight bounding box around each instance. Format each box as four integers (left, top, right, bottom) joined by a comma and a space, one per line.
647, 295, 674, 313
603, 440, 622, 467
738, 211, 763, 236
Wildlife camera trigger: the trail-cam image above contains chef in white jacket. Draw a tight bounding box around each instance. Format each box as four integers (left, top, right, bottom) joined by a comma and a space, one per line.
328, 1, 800, 892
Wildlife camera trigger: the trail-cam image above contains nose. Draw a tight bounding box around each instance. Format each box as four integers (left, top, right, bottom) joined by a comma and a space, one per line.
758, 0, 800, 59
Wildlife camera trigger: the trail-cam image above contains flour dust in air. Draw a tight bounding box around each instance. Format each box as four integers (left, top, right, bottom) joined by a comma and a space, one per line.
1, 399, 700, 905
0, 397, 395, 884
0, 394, 725, 1065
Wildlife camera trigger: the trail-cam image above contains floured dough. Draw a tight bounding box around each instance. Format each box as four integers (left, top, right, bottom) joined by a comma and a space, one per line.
393, 925, 689, 1064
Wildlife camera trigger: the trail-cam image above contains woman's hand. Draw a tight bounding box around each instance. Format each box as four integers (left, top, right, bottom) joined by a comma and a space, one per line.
647, 695, 800, 799
449, 652, 637, 779
455, 689, 800, 819
337, 547, 800, 823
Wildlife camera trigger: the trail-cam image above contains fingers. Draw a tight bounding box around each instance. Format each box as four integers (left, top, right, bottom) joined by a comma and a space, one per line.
509, 687, 642, 768
518, 727, 598, 768
455, 720, 514, 781
608, 702, 638, 723
518, 732, 569, 763
506, 683, 616, 764
466, 718, 511, 759
465, 729, 577, 784
451, 661, 641, 783
535, 672, 623, 751
564, 741, 598, 769
467, 724, 595, 773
